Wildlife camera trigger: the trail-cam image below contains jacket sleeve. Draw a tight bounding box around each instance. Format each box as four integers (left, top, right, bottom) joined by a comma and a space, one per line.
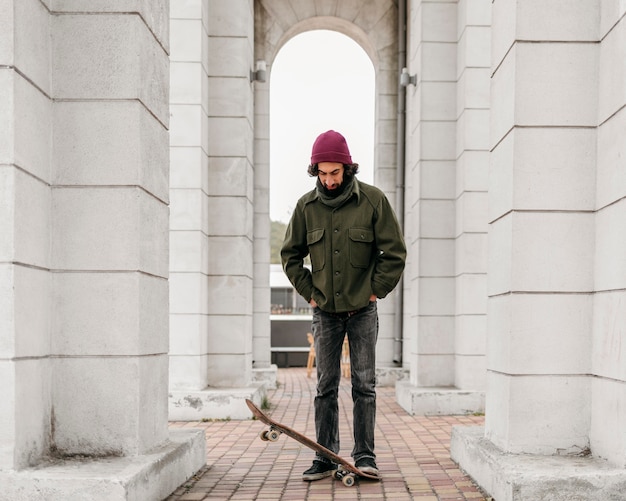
371, 195, 407, 298
280, 202, 314, 303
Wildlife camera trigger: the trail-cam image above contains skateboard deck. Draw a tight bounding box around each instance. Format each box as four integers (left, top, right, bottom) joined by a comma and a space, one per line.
245, 398, 380, 486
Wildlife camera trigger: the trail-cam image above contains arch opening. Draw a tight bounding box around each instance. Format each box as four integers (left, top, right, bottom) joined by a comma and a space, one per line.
269, 29, 376, 226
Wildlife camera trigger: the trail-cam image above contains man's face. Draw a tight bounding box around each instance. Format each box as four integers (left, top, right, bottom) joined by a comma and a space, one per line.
317, 162, 344, 191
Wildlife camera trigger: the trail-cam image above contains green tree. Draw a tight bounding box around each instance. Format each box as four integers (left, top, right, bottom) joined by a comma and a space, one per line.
271, 219, 310, 266
270, 220, 288, 264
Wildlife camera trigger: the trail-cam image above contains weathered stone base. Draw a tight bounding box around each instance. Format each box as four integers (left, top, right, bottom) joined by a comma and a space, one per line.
252, 364, 279, 390
451, 426, 626, 501
396, 381, 485, 415
376, 366, 410, 387
0, 429, 206, 501
169, 383, 266, 420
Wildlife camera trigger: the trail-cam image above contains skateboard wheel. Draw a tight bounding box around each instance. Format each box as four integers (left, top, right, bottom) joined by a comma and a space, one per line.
260, 430, 270, 441
267, 430, 280, 442
342, 474, 355, 487
332, 470, 342, 480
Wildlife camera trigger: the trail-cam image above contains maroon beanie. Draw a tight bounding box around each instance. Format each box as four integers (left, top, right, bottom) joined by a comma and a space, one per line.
310, 130, 353, 165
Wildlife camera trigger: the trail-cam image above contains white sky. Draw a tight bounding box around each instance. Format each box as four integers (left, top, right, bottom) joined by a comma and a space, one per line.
269, 30, 375, 223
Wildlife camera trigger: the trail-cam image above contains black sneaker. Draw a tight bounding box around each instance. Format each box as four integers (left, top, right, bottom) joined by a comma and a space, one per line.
355, 457, 379, 477
302, 460, 337, 481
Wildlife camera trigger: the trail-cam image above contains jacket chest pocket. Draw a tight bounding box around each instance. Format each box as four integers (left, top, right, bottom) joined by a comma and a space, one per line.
307, 228, 325, 272
349, 228, 374, 269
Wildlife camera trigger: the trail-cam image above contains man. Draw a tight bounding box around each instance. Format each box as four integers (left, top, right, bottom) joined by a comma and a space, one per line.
281, 130, 406, 481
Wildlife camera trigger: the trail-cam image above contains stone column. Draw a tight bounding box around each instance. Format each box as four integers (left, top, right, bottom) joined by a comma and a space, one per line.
205, 0, 254, 387
485, 0, 597, 455
397, 0, 486, 414
0, 0, 53, 473
168, 1, 213, 393
452, 2, 626, 499
592, 2, 626, 470
168, 0, 265, 420
403, 0, 459, 391
251, 54, 276, 385
453, 0, 490, 393
1, 1, 204, 498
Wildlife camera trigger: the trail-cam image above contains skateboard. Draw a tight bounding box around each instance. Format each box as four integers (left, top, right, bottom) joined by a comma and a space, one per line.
245, 398, 380, 487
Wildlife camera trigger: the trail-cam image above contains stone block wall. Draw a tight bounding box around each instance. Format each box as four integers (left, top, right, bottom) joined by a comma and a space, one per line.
454, 0, 490, 391
169, 0, 257, 394
0, 0, 53, 470
404, 0, 459, 388
486, 0, 598, 454
1, 4, 205, 499
402, 0, 490, 401
591, 4, 626, 467
50, 2, 170, 458
169, 0, 212, 391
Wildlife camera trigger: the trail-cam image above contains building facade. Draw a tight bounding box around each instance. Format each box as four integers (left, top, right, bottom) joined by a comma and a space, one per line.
1, 0, 624, 499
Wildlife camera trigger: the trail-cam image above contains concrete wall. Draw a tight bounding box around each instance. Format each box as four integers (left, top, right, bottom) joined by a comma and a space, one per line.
486, 0, 598, 455
404, 0, 457, 388
1, 0, 171, 467
51, 1, 171, 458
397, 0, 489, 414
169, 0, 213, 391
591, 2, 626, 468
169, 0, 256, 391
1, 0, 53, 469
451, 1, 626, 499
167, 0, 268, 421
0, 1, 204, 498
454, 0, 490, 391
203, 0, 256, 386
252, 2, 272, 371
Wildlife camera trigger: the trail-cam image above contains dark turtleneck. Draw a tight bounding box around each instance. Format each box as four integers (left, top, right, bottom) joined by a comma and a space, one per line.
316, 175, 356, 208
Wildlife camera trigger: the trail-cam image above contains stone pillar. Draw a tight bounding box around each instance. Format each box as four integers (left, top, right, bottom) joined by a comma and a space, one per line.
251, 48, 277, 385
1, 1, 204, 498
486, 0, 597, 455
205, 0, 254, 387
451, 2, 626, 499
0, 0, 53, 472
453, 0, 490, 392
169, 0, 212, 395
357, 0, 401, 375
403, 0, 459, 390
375, 10, 403, 379
397, 0, 487, 414
592, 2, 626, 470
168, 0, 265, 420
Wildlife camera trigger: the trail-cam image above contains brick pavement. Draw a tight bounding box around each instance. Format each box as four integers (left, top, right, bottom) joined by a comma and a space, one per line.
166, 368, 489, 500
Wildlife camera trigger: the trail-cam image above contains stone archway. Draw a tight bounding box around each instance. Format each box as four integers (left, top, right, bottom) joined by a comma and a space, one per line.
251, 0, 403, 377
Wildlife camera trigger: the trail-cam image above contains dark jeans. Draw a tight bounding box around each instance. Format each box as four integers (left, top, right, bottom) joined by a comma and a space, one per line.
311, 301, 378, 463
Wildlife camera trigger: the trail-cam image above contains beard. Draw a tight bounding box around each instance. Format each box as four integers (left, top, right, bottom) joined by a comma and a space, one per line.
320, 176, 349, 198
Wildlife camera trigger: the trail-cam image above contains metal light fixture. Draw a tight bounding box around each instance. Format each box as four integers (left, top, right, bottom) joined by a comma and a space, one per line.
400, 67, 416, 87
251, 60, 267, 83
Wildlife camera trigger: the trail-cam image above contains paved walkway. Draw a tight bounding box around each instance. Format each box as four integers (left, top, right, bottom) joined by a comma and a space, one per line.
166, 368, 489, 501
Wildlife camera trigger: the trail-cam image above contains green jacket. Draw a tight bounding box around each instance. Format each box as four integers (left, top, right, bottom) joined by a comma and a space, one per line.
281, 178, 406, 313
